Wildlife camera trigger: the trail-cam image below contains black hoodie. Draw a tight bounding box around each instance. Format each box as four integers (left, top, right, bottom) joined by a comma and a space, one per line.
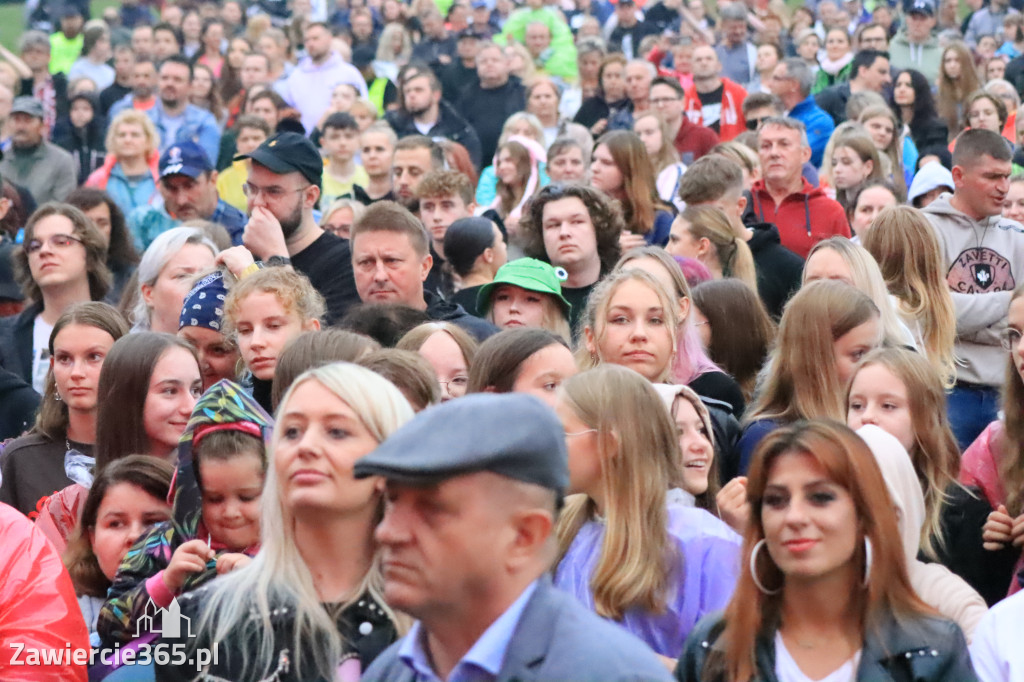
0, 367, 39, 442
742, 199, 805, 319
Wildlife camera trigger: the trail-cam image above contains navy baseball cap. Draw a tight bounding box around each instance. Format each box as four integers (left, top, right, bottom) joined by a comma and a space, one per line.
354, 393, 569, 495
160, 142, 213, 179
237, 132, 323, 189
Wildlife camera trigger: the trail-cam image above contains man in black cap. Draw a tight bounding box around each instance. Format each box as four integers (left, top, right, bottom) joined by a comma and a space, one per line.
440, 28, 482, 101
238, 131, 360, 324
128, 140, 247, 250
0, 96, 76, 205
352, 45, 398, 114
354, 393, 674, 682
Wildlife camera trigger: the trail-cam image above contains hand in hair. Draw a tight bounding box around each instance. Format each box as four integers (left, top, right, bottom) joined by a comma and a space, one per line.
981, 504, 1024, 550
216, 245, 257, 279
243, 206, 290, 261
215, 552, 252, 574
716, 476, 750, 535
163, 539, 216, 593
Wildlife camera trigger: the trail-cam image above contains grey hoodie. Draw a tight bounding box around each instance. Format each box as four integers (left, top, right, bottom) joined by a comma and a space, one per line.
924, 194, 1024, 386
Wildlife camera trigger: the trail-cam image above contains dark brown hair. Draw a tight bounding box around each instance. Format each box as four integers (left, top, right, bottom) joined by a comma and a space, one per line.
63, 455, 174, 597
358, 348, 441, 411
467, 328, 569, 393
519, 184, 624, 276
95, 333, 199, 472
65, 187, 141, 271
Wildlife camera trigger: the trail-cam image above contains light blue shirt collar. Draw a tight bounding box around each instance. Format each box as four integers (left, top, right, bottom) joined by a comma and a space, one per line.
398, 580, 539, 682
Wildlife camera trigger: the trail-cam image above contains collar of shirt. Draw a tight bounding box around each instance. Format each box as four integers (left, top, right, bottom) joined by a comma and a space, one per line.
398, 580, 539, 682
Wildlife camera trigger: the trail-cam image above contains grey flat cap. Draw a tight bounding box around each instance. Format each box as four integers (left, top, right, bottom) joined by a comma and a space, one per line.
354, 393, 568, 494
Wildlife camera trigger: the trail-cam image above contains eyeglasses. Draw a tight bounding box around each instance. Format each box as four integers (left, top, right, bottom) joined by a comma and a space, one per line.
746, 117, 770, 130
26, 233, 84, 254
1001, 327, 1022, 350
439, 377, 469, 392
242, 183, 310, 200
325, 223, 352, 237
565, 428, 597, 437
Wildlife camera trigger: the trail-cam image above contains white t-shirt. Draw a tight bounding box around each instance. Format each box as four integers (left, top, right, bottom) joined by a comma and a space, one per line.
774, 632, 860, 682
31, 315, 54, 393
970, 589, 1024, 682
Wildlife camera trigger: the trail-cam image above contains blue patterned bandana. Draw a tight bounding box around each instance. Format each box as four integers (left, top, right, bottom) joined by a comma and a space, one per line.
178, 270, 227, 331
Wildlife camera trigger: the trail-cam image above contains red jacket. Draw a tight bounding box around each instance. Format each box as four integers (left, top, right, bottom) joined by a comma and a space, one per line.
682, 77, 748, 142
673, 115, 719, 163
749, 178, 850, 259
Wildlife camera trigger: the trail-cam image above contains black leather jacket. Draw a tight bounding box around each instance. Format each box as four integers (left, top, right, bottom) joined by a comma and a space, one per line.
676, 610, 978, 682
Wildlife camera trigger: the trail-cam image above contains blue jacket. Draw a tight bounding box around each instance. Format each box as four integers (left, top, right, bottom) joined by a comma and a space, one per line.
111, 96, 221, 166
103, 162, 158, 217
790, 95, 834, 168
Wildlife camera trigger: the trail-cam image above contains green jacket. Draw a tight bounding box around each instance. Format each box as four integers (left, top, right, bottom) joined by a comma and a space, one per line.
889, 31, 942, 85
498, 7, 578, 82
676, 610, 978, 682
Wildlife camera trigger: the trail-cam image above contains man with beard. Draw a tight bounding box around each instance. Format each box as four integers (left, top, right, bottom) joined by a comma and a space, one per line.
108, 57, 158, 117
391, 135, 444, 210
0, 97, 76, 205
127, 141, 247, 250
238, 132, 360, 324
145, 55, 221, 164
281, 22, 367, 133
386, 69, 482, 168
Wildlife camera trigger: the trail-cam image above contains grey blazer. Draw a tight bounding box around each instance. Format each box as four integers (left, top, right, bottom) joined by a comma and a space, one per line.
363, 576, 674, 682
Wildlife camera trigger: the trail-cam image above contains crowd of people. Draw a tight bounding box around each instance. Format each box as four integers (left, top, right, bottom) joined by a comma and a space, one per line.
2, 0, 1024, 679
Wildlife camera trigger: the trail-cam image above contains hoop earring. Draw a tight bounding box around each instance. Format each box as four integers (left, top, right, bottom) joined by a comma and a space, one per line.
750, 539, 781, 595
862, 537, 873, 588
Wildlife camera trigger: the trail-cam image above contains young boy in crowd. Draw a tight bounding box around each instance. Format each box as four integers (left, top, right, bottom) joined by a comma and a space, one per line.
95, 380, 271, 647
217, 115, 272, 211
320, 111, 369, 206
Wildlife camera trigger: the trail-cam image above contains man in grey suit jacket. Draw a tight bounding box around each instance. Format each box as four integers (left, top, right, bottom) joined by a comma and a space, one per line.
354, 393, 673, 682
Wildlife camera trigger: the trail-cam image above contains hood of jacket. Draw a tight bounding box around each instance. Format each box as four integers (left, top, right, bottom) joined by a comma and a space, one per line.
891, 30, 939, 51
172, 379, 273, 523
923, 193, 1004, 230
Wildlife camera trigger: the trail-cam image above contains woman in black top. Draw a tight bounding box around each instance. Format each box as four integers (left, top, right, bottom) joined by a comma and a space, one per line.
890, 69, 949, 157
574, 53, 630, 137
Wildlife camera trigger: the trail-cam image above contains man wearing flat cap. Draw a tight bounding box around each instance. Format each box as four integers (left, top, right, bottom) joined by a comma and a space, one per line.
355, 393, 673, 682
237, 131, 360, 324
0, 96, 76, 205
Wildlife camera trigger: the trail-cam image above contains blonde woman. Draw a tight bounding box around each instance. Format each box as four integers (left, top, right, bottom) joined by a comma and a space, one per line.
666, 205, 758, 294
803, 236, 918, 350
374, 23, 412, 81
319, 198, 366, 240
553, 365, 740, 659
85, 109, 161, 216
738, 280, 881, 472
158, 363, 413, 680
862, 206, 957, 388
858, 104, 910, 198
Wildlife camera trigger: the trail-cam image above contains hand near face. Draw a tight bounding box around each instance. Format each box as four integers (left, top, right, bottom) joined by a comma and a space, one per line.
716, 476, 750, 535
243, 206, 289, 261
619, 230, 647, 252
163, 539, 216, 592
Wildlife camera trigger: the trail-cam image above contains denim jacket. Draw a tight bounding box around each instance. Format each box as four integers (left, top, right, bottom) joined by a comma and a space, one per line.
149, 101, 221, 167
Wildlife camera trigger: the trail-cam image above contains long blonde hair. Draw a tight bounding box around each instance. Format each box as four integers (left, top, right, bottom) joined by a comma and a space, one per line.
857, 105, 908, 199
576, 269, 680, 382
861, 206, 957, 388
555, 365, 683, 619
747, 280, 879, 425
804, 237, 911, 349
681, 205, 758, 293
847, 347, 961, 559
193, 363, 413, 679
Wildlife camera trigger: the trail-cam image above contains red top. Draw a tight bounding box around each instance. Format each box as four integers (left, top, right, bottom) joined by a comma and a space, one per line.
749, 177, 851, 259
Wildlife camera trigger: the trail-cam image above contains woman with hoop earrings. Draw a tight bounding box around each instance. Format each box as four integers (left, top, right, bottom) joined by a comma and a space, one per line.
675, 420, 977, 682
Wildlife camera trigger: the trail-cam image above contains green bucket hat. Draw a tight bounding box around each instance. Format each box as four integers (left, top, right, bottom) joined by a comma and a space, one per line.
477, 258, 572, 316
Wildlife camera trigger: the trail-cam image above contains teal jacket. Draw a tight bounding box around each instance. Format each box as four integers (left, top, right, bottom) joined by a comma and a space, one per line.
676, 610, 978, 682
